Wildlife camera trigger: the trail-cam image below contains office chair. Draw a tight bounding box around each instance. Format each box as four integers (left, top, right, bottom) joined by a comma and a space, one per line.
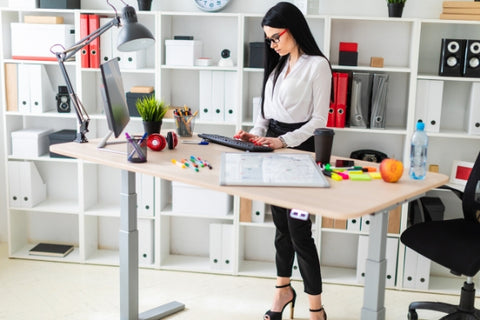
400, 151, 480, 320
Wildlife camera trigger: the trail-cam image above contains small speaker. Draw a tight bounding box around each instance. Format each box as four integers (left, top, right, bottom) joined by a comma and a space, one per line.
463, 39, 480, 77
439, 38, 466, 77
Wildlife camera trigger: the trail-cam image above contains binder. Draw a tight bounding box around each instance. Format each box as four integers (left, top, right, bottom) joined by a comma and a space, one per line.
326, 72, 338, 127
224, 71, 238, 123
89, 14, 100, 68
5, 63, 18, 111
138, 219, 154, 265
7, 161, 21, 207
209, 223, 234, 271
29, 64, 54, 114
136, 173, 155, 217
385, 237, 399, 287
8, 161, 47, 208
17, 64, 31, 113
209, 223, 223, 270
100, 17, 112, 64
17, 64, 53, 114
356, 235, 369, 283
211, 71, 225, 121
199, 71, 214, 121
335, 72, 349, 128
360, 214, 371, 232
239, 197, 252, 222
415, 79, 444, 133
349, 72, 372, 128
403, 247, 418, 289
415, 254, 431, 290
80, 14, 90, 68
466, 82, 480, 135
357, 235, 398, 288
251, 200, 266, 223
370, 73, 389, 129
347, 217, 361, 231
119, 50, 146, 69
221, 224, 234, 271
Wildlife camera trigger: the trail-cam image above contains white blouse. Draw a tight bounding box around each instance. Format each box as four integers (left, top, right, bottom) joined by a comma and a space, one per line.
250, 54, 332, 148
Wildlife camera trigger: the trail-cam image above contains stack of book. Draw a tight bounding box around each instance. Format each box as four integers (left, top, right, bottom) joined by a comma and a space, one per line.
440, 1, 480, 21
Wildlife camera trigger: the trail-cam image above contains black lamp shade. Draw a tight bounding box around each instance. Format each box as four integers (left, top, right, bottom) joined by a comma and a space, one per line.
117, 5, 155, 52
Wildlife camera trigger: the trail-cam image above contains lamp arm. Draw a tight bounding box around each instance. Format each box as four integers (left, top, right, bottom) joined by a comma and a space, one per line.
62, 16, 121, 61
54, 15, 121, 143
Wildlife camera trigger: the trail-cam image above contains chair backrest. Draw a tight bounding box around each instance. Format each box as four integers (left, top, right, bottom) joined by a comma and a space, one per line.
463, 151, 480, 223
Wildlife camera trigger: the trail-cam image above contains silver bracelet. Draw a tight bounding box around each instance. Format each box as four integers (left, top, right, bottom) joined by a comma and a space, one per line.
279, 136, 287, 148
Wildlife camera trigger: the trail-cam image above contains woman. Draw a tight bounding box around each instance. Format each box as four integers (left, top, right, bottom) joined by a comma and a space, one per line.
235, 2, 332, 320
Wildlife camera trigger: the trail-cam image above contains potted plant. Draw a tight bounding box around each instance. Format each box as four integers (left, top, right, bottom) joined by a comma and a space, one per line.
136, 95, 168, 135
387, 0, 406, 18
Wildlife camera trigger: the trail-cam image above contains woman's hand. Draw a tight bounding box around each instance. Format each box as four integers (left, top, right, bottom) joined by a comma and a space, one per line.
234, 131, 285, 149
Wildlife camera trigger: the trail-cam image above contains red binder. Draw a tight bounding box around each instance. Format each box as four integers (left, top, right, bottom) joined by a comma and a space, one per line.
89, 14, 100, 68
326, 72, 338, 127
80, 14, 90, 68
335, 72, 349, 128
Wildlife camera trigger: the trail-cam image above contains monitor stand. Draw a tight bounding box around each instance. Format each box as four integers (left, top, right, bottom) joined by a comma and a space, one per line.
97, 130, 127, 154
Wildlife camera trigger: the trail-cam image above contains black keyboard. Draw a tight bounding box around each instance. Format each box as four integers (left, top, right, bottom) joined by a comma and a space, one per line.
198, 133, 273, 152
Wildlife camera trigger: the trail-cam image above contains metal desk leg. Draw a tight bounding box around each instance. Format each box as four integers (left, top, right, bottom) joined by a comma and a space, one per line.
361, 210, 388, 320
120, 170, 185, 320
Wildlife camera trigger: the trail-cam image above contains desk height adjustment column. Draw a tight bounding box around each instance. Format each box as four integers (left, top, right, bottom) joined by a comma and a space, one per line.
120, 170, 185, 320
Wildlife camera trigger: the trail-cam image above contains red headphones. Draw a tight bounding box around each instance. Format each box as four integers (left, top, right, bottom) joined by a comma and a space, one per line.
147, 132, 178, 151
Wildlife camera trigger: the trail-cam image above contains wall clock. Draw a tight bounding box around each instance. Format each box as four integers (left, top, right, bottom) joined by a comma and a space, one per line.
194, 0, 231, 12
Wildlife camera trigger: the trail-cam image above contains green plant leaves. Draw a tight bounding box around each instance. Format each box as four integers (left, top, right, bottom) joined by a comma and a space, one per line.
135, 96, 168, 122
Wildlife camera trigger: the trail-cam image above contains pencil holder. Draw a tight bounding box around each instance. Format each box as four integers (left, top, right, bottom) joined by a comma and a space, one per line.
127, 135, 147, 163
175, 115, 195, 137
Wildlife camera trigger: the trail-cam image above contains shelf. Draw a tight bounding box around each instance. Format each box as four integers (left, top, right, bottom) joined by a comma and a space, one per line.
333, 65, 411, 73
10, 198, 79, 214
9, 244, 82, 263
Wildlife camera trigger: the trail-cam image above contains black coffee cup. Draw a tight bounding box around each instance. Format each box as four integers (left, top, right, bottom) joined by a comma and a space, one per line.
314, 128, 335, 165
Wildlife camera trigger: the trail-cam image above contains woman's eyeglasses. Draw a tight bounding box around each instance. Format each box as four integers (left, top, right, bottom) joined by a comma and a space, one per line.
265, 29, 287, 45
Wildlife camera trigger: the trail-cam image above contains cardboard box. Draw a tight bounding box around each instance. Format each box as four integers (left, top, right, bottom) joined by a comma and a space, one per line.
172, 181, 232, 216
11, 128, 53, 158
48, 129, 76, 158
165, 40, 202, 66
8, 0, 38, 9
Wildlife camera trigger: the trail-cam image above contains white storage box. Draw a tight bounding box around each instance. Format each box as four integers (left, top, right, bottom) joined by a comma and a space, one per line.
11, 23, 75, 61
165, 40, 202, 66
11, 128, 53, 158
172, 181, 232, 216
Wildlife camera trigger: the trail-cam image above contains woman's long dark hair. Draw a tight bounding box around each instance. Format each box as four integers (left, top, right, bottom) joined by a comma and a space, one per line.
260, 2, 332, 117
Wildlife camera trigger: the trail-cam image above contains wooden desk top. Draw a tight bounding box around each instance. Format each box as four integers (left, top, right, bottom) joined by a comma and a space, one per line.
50, 137, 449, 219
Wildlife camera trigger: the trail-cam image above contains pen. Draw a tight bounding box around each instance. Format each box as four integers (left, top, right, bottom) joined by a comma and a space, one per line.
181, 159, 199, 172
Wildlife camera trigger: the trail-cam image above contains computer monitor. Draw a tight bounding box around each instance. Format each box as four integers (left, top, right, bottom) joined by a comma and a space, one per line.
97, 57, 130, 149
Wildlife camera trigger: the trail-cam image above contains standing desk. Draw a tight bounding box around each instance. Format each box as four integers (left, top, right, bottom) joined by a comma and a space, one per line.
50, 139, 448, 320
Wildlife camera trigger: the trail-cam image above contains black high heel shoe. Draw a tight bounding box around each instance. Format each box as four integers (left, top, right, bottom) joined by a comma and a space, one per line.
263, 283, 297, 320
310, 307, 327, 320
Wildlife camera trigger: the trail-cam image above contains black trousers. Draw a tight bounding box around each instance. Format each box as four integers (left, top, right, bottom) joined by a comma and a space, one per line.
267, 119, 323, 295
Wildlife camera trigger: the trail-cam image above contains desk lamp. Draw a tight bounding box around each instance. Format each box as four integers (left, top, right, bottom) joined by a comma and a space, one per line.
52, 0, 155, 143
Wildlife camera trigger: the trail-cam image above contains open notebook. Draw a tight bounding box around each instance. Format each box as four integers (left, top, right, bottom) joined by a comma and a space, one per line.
220, 152, 330, 187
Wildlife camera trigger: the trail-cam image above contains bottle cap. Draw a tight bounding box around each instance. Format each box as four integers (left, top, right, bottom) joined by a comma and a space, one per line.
416, 121, 425, 130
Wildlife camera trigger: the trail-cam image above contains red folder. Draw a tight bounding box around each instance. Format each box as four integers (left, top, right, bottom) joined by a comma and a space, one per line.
80, 14, 90, 68
89, 14, 100, 68
335, 72, 349, 128
326, 72, 338, 128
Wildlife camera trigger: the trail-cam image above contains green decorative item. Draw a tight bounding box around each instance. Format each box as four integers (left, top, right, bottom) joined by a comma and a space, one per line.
387, 0, 406, 18
136, 95, 168, 135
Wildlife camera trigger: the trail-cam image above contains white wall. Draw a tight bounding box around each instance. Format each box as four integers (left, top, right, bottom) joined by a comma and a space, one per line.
0, 0, 452, 242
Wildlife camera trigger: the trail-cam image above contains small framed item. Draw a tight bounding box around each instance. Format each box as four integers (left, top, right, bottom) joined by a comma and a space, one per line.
450, 160, 474, 185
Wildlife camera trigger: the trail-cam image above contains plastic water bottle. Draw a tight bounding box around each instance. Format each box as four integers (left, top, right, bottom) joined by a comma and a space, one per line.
409, 121, 428, 180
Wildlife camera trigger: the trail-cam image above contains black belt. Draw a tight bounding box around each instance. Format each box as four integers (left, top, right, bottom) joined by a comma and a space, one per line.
266, 119, 314, 152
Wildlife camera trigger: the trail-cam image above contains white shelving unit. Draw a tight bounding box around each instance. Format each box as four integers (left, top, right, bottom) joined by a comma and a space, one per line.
1, 3, 479, 297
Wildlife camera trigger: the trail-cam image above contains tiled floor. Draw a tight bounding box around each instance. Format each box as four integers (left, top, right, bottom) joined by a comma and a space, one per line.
0, 242, 475, 320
